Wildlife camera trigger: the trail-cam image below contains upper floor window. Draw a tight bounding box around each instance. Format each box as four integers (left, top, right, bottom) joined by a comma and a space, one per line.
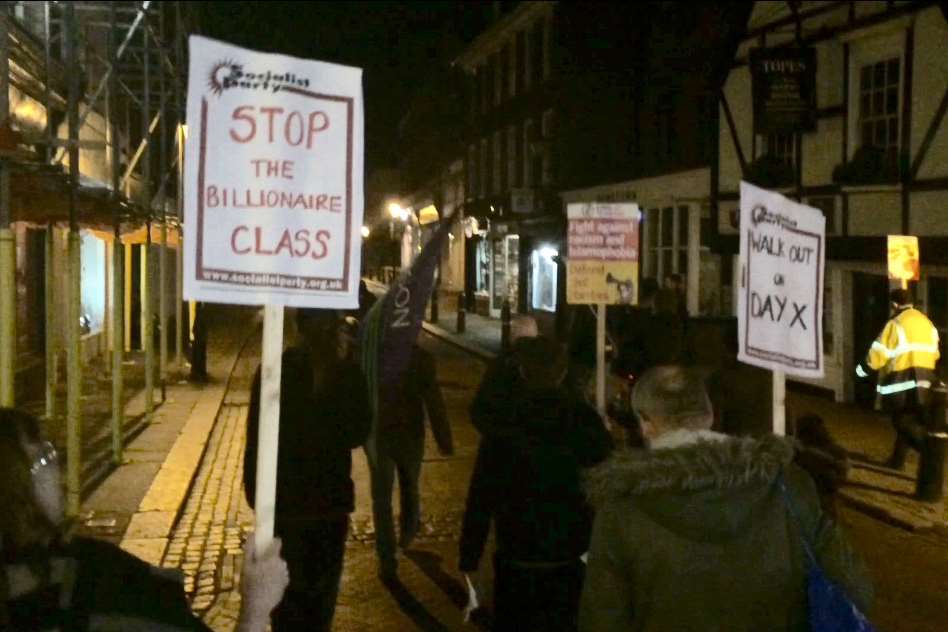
859, 57, 900, 166
767, 132, 796, 168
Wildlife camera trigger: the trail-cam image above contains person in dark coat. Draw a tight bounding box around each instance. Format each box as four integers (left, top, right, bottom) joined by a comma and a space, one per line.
707, 323, 773, 437
469, 315, 538, 439
579, 366, 872, 632
0, 408, 288, 631
244, 308, 371, 632
371, 342, 454, 580
459, 336, 614, 631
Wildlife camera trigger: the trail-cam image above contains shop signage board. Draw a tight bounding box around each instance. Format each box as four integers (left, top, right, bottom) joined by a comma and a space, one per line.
183, 35, 363, 559
750, 47, 817, 134
565, 203, 641, 306
887, 235, 920, 283
184, 36, 364, 309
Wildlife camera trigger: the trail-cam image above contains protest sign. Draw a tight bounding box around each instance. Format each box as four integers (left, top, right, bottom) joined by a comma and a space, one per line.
183, 36, 364, 557
566, 203, 641, 306
184, 35, 364, 309
738, 181, 825, 379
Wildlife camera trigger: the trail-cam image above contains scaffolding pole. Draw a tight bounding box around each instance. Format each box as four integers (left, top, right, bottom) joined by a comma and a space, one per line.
43, 3, 57, 419
109, 2, 124, 464
174, 1, 184, 371
0, 8, 15, 407
142, 9, 154, 422
64, 1, 82, 518
45, 225, 57, 419
158, 8, 167, 384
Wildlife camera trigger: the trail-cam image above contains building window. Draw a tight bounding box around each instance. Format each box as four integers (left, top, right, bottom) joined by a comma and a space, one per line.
657, 97, 679, 163
523, 119, 534, 186
541, 109, 554, 185
531, 19, 543, 85
767, 133, 796, 167
493, 51, 503, 106
492, 131, 502, 194
646, 206, 689, 282
507, 42, 516, 99
467, 144, 478, 200
480, 138, 489, 198
507, 125, 519, 188
516, 31, 527, 94
542, 14, 552, 80
859, 57, 900, 165
499, 128, 508, 192
531, 245, 558, 312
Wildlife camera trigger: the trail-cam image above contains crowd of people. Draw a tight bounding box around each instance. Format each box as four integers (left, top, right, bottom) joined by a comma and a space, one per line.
9, 278, 942, 631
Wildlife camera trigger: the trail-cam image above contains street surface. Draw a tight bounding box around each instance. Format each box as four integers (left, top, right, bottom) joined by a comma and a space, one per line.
155, 313, 948, 631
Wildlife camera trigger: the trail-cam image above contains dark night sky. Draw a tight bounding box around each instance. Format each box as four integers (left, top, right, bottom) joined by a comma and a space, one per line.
198, 1, 487, 173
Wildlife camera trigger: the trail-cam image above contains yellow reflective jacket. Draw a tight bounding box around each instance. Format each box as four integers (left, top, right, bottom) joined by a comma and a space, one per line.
864, 308, 939, 402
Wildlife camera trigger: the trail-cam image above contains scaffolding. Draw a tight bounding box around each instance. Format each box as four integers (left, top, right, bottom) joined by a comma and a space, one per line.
0, 1, 193, 516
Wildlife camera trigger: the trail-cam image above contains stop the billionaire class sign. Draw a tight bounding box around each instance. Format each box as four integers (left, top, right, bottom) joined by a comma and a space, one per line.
183, 36, 364, 309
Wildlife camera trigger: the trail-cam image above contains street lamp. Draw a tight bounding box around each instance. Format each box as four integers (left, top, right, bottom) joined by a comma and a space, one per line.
361, 225, 371, 239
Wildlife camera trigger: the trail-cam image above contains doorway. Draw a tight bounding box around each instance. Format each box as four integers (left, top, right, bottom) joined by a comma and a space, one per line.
852, 272, 890, 407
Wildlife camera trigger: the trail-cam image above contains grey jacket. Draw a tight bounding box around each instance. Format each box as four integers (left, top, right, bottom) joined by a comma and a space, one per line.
579, 432, 872, 632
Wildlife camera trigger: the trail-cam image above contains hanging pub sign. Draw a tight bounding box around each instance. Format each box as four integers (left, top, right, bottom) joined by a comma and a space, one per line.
750, 47, 817, 134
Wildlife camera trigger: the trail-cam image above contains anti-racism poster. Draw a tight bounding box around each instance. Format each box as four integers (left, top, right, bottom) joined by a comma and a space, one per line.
566, 203, 641, 305
738, 182, 825, 378
184, 36, 364, 309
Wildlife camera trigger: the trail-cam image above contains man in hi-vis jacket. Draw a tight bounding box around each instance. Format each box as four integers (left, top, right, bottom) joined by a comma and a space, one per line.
856, 289, 940, 469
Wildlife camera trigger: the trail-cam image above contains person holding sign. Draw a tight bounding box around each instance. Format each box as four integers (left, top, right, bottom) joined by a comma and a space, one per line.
855, 289, 941, 469
243, 309, 371, 632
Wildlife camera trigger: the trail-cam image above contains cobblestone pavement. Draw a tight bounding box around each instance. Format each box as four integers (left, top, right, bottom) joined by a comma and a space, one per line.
160, 326, 487, 631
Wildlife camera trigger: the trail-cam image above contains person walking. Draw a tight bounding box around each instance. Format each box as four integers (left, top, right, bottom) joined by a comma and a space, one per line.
459, 336, 613, 631
244, 308, 371, 632
371, 341, 454, 581
0, 408, 288, 630
856, 288, 941, 469
579, 366, 871, 632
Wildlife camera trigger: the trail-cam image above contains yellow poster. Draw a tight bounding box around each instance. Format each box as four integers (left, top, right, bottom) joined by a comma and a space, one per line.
566, 203, 641, 305
887, 235, 919, 282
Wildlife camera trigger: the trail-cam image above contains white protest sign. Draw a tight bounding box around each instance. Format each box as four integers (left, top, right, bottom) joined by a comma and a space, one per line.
738, 181, 825, 379
184, 36, 363, 309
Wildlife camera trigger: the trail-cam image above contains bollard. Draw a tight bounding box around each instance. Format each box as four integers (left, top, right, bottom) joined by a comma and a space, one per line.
501, 298, 511, 352
430, 287, 439, 324
916, 383, 947, 502
456, 292, 466, 334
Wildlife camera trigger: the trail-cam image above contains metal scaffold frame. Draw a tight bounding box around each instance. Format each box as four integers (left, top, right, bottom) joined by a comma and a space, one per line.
0, 1, 192, 517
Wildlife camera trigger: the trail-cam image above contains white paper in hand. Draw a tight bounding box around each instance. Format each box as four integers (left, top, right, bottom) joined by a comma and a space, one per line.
463, 573, 480, 623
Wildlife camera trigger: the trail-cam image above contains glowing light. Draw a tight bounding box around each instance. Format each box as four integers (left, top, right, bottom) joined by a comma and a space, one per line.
361, 225, 371, 238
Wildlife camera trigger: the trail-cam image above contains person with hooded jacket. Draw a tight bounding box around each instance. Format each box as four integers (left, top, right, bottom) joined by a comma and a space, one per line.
459, 336, 613, 631
579, 366, 872, 632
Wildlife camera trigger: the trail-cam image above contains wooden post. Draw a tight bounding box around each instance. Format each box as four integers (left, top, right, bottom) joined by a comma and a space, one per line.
254, 305, 284, 553
45, 226, 57, 418
773, 369, 786, 436
596, 303, 607, 423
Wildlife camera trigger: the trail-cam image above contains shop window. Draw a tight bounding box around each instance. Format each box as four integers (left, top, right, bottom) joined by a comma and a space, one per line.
80, 232, 106, 334
858, 57, 900, 166
475, 238, 491, 296
531, 245, 558, 312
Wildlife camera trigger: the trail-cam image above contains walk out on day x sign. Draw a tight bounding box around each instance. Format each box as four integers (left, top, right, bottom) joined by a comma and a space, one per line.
738, 182, 825, 379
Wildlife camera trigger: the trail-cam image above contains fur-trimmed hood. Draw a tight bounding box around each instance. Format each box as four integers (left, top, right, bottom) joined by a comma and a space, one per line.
584, 433, 796, 543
